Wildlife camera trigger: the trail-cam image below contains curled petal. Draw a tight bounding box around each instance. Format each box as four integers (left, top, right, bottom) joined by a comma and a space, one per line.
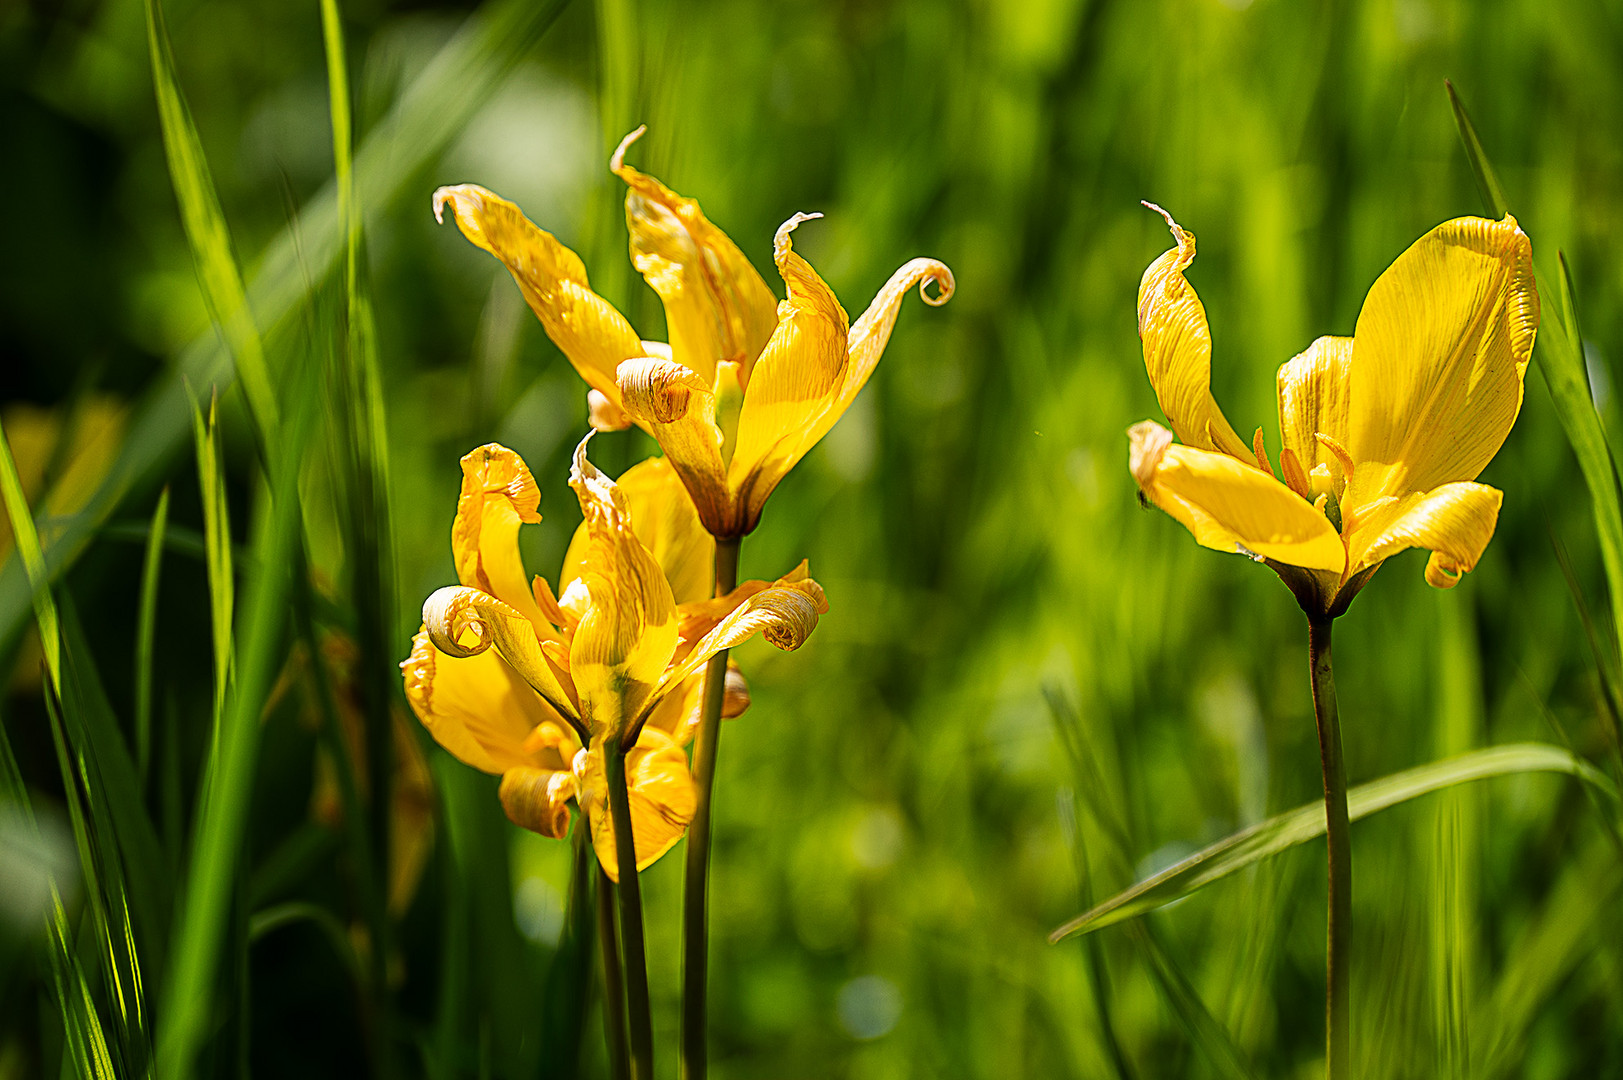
421, 587, 580, 726
674, 560, 829, 658
616, 357, 732, 534
433, 184, 645, 415
652, 585, 821, 709
1136, 204, 1253, 461
1347, 481, 1503, 587
618, 356, 707, 424
452, 444, 554, 632
498, 765, 577, 838
612, 127, 780, 386
400, 627, 566, 774
577, 729, 697, 882
1128, 420, 1346, 573
1346, 215, 1539, 503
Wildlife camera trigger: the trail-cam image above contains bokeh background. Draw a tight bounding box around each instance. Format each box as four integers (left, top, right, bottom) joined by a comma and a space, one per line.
3, 0, 1622, 1077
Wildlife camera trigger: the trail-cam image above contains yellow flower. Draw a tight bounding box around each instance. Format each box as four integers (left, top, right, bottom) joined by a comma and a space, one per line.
432, 127, 955, 538
400, 436, 825, 880
1128, 204, 1539, 616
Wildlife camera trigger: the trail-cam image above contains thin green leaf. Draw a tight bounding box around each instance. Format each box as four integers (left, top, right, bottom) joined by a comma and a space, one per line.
1445, 80, 1509, 220
188, 390, 232, 724
1050, 743, 1615, 942
0, 413, 60, 693
135, 487, 169, 786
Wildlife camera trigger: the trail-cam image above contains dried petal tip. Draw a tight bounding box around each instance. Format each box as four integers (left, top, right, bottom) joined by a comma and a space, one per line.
568, 430, 604, 491
433, 184, 480, 225
912, 259, 955, 307
1140, 200, 1188, 245
616, 356, 706, 425
774, 211, 825, 259
610, 125, 649, 172
1127, 420, 1174, 488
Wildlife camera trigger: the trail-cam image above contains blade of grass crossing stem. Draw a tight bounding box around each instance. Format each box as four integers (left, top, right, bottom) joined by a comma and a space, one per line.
144, 0, 277, 449
1446, 81, 1509, 219
157, 405, 309, 1080
189, 391, 232, 726
0, 0, 572, 651
1050, 743, 1617, 941
0, 413, 60, 692
135, 488, 169, 786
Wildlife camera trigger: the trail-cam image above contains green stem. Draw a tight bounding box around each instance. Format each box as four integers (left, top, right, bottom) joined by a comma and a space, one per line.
597, 864, 631, 1080
1308, 617, 1351, 1080
680, 538, 740, 1080
604, 737, 654, 1079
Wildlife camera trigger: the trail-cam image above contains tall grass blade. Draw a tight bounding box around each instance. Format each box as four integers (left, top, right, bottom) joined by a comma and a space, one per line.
0, 413, 61, 693
189, 391, 233, 726
135, 487, 170, 785
144, 0, 277, 448
1445, 81, 1509, 220
1050, 743, 1615, 941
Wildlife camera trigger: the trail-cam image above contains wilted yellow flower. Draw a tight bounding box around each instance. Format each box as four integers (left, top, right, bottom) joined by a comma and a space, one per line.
432, 127, 954, 538
1128, 205, 1538, 616
401, 436, 825, 879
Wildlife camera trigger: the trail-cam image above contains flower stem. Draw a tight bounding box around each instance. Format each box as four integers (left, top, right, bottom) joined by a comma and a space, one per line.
596, 863, 630, 1080
604, 737, 654, 1079
1308, 616, 1351, 1080
680, 537, 741, 1080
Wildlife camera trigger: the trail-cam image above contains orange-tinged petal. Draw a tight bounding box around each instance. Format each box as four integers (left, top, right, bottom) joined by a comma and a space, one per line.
401, 627, 564, 774
1345, 215, 1538, 503
562, 455, 716, 606
1137, 204, 1253, 461
577, 728, 697, 882
452, 444, 554, 633
612, 127, 779, 387
1277, 336, 1354, 493
498, 764, 577, 838
1128, 420, 1346, 573
433, 184, 645, 413
617, 356, 733, 534
1346, 481, 1502, 587
567, 435, 680, 739
727, 213, 851, 535
421, 586, 580, 725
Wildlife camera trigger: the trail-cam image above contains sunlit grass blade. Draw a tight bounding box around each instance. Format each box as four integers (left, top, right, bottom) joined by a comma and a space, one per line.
1050, 743, 1615, 942
49, 892, 119, 1080
157, 401, 310, 1080
135, 487, 170, 785
0, 0, 572, 653
0, 413, 61, 693
1445, 80, 1509, 220
189, 390, 233, 724
144, 0, 277, 448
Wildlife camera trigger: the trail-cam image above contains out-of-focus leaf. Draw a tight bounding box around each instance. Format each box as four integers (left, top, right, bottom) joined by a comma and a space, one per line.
0, 413, 60, 692
1445, 80, 1509, 220
135, 487, 170, 785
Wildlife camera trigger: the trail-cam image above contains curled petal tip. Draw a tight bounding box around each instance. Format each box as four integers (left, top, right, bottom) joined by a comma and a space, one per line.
432, 184, 479, 226
774, 211, 824, 255
616, 356, 705, 424
610, 124, 649, 173
1140, 200, 1189, 247
1127, 420, 1174, 488
569, 430, 600, 486
918, 261, 955, 306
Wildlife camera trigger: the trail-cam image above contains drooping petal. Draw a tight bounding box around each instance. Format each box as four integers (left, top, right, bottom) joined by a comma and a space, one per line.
1347, 481, 1502, 588
726, 213, 851, 536
566, 435, 681, 739
401, 627, 566, 774
1128, 420, 1346, 573
452, 444, 555, 633
611, 127, 780, 387
1136, 205, 1253, 461
498, 764, 577, 839
433, 184, 645, 414
617, 356, 733, 535
577, 729, 697, 882
1276, 336, 1354, 494
673, 560, 827, 659
1345, 215, 1538, 502
421, 587, 581, 726
562, 455, 716, 606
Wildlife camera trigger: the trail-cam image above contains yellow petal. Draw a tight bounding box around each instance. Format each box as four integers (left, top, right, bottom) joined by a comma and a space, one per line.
617, 356, 733, 536
562, 455, 716, 606
1347, 481, 1502, 587
400, 627, 565, 774
1136, 205, 1253, 461
498, 764, 577, 839
421, 587, 581, 725
611, 127, 780, 387
452, 444, 555, 633
578, 729, 697, 883
433, 184, 644, 414
1128, 420, 1346, 573
1346, 215, 1538, 503
566, 435, 681, 739
1276, 336, 1354, 493
726, 213, 851, 534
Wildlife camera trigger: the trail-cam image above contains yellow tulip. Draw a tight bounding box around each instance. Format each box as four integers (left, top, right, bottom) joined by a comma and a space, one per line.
1129, 204, 1538, 617
400, 436, 824, 880
432, 127, 954, 538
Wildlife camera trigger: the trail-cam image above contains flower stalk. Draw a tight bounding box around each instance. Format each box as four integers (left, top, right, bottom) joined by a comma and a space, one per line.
681, 537, 741, 1080
1308, 616, 1351, 1080
604, 737, 654, 1079
596, 864, 630, 1080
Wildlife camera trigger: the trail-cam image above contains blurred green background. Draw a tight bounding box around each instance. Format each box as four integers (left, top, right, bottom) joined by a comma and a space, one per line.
3, 0, 1622, 1077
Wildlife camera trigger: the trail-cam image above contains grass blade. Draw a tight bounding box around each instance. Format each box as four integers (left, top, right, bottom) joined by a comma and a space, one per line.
189, 391, 233, 724
134, 487, 170, 785
1049, 743, 1615, 942
0, 413, 61, 693
1445, 80, 1509, 220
